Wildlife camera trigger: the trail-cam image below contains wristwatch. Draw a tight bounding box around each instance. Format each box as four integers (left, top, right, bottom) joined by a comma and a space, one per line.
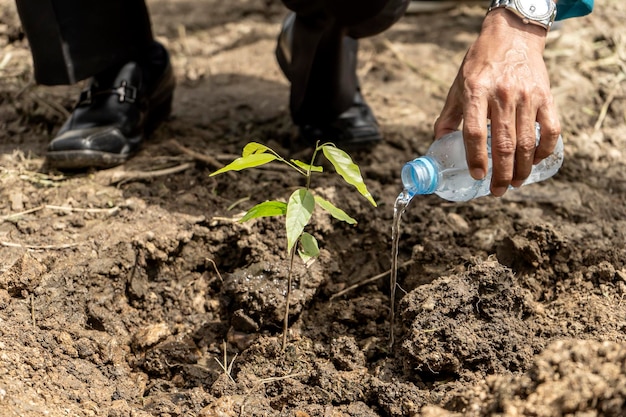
488, 0, 557, 30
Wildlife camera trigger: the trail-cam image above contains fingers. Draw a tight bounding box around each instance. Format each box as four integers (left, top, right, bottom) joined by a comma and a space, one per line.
437, 73, 492, 182
510, 108, 538, 188
462, 99, 490, 181
488, 105, 516, 196
435, 74, 490, 182
434, 75, 464, 139
534, 102, 561, 164
469, 96, 549, 194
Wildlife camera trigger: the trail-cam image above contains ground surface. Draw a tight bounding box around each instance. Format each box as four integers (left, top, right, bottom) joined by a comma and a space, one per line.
1, 1, 626, 416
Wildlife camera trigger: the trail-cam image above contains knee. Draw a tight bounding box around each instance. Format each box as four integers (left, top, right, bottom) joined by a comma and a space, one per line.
348, 0, 409, 38
282, 0, 408, 29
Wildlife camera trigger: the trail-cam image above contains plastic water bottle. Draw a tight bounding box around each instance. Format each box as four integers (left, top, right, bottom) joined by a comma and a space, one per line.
401, 124, 564, 202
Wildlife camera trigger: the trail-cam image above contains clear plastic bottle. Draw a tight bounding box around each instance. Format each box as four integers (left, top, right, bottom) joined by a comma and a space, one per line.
401, 124, 564, 202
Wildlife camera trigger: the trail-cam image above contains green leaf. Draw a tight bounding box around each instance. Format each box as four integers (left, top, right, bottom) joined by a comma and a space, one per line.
298, 232, 320, 266
242, 142, 271, 157
322, 145, 377, 207
239, 201, 287, 222
286, 189, 315, 254
209, 153, 277, 176
314, 196, 357, 225
299, 233, 320, 257
291, 159, 323, 173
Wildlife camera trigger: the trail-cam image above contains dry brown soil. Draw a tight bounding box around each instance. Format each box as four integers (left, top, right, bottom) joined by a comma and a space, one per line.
2, 1, 626, 416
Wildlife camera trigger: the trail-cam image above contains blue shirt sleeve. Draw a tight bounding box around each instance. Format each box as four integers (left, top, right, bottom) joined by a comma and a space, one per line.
556, 0, 594, 20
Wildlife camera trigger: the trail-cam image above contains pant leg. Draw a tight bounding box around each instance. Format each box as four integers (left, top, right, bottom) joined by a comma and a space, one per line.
346, 0, 410, 39
15, 0, 154, 85
284, 0, 408, 33
280, 0, 409, 124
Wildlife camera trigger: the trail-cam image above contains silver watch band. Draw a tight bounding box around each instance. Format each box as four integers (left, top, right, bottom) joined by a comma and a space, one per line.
488, 0, 557, 30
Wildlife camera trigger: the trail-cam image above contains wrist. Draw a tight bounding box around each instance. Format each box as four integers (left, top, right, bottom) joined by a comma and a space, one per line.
482, 9, 549, 45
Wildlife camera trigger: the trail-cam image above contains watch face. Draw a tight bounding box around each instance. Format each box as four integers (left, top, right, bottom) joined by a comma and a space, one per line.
514, 0, 552, 19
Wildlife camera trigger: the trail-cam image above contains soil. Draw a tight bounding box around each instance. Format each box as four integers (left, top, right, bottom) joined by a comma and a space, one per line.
1, 1, 626, 416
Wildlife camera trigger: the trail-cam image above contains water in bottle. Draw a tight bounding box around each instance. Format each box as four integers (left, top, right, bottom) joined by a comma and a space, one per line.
401, 124, 564, 202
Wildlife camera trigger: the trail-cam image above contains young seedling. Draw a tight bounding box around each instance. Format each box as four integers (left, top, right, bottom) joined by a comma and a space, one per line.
210, 142, 377, 350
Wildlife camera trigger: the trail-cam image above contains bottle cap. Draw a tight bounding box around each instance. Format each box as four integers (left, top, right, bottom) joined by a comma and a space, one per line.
401, 156, 439, 197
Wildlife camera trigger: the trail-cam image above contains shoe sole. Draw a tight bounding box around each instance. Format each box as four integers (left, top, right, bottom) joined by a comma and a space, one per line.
302, 136, 383, 151
45, 148, 137, 170
45, 92, 173, 170
298, 122, 383, 150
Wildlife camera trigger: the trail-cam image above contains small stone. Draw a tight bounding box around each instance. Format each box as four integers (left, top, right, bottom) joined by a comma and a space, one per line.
132, 323, 170, 350
0, 253, 46, 296
446, 213, 470, 235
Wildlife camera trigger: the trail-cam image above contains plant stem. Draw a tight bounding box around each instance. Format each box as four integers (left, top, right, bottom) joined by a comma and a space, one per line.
282, 247, 297, 351
306, 144, 322, 189
282, 144, 318, 350
269, 149, 307, 176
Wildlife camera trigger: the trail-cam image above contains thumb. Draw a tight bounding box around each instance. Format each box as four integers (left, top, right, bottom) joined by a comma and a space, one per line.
434, 82, 463, 139
434, 112, 462, 140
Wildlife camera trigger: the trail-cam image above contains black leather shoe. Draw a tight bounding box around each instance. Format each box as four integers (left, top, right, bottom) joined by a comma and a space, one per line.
46, 42, 175, 170
297, 89, 382, 147
276, 13, 382, 148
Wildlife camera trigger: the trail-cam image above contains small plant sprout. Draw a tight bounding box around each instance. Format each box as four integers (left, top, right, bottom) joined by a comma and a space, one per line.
210, 141, 377, 350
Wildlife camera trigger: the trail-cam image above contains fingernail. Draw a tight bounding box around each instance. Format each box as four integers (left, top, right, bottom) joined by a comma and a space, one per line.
470, 168, 486, 180
492, 186, 507, 197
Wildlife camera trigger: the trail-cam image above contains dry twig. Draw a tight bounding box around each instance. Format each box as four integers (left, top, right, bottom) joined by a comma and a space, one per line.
1, 204, 120, 224
0, 52, 13, 71
330, 260, 415, 300
206, 258, 225, 282
1, 241, 83, 250
167, 139, 293, 173
29, 91, 71, 118
167, 139, 223, 168
0, 205, 45, 223
380, 37, 448, 90
594, 72, 626, 132
255, 373, 308, 385
44, 205, 120, 214
98, 162, 194, 185
31, 294, 36, 327
214, 340, 238, 384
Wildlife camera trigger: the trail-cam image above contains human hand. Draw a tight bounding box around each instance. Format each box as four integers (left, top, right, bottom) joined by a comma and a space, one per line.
434, 9, 561, 197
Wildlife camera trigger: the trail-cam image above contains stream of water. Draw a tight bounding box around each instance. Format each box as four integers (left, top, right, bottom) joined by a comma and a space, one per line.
389, 189, 413, 348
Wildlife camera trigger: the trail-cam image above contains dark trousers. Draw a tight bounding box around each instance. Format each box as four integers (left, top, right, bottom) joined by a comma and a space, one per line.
15, 0, 153, 85
280, 0, 409, 123
17, 0, 408, 122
